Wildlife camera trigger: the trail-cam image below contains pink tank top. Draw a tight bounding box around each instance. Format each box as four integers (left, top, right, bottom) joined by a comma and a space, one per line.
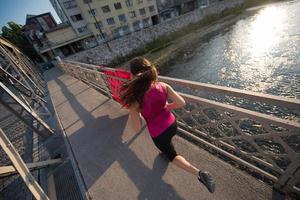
141, 82, 175, 138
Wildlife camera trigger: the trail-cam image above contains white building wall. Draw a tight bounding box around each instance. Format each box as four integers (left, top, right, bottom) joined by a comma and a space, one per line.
50, 0, 91, 36
49, 0, 68, 22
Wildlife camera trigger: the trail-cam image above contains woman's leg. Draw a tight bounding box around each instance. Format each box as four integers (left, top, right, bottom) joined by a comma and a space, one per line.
172, 155, 199, 176
155, 138, 216, 193
153, 123, 199, 176
171, 154, 216, 193
153, 123, 215, 193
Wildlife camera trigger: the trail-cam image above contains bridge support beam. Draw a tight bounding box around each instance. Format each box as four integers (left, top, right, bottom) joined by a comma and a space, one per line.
0, 128, 50, 200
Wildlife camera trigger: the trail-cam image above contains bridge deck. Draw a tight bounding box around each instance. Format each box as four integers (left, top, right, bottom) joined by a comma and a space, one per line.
45, 67, 273, 200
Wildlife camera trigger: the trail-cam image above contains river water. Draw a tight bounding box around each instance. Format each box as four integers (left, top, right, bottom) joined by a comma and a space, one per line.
159, 1, 300, 158
163, 0, 300, 99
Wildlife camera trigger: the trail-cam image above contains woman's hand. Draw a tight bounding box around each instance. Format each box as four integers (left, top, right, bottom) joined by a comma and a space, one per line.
165, 102, 177, 110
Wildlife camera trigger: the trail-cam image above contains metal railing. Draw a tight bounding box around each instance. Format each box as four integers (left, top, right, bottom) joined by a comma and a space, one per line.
0, 37, 60, 199
59, 59, 300, 194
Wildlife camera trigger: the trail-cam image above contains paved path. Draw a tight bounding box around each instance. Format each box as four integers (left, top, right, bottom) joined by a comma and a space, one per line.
45, 67, 273, 200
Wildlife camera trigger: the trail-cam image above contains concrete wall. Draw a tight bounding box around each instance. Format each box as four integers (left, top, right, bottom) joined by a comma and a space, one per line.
65, 0, 245, 65
46, 26, 77, 45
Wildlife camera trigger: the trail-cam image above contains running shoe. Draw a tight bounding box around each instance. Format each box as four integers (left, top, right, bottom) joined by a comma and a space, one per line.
198, 171, 215, 193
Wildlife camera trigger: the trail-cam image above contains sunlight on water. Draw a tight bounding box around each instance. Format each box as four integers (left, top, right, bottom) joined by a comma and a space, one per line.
249, 6, 286, 57
165, 0, 300, 99
234, 5, 291, 92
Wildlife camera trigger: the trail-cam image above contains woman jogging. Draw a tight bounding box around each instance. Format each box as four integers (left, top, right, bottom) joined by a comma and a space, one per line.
121, 57, 215, 193
120, 57, 215, 193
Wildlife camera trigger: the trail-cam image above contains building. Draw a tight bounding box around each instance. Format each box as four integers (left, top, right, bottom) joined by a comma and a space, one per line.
156, 0, 199, 22
50, 0, 159, 42
50, 0, 92, 37
49, 0, 69, 23
23, 13, 97, 62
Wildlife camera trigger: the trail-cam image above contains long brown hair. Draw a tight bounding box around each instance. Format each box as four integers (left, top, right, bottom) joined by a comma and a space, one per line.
120, 57, 158, 108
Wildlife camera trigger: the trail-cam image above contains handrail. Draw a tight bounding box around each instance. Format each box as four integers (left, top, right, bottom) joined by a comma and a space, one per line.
63, 60, 300, 110
160, 76, 300, 110
58, 60, 300, 195
64, 59, 116, 71
179, 92, 300, 131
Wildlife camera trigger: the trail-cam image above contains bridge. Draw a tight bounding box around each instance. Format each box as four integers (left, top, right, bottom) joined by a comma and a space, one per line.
0, 38, 299, 199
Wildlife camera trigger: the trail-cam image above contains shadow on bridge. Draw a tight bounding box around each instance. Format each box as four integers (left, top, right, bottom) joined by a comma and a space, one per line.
50, 71, 184, 199
45, 67, 279, 200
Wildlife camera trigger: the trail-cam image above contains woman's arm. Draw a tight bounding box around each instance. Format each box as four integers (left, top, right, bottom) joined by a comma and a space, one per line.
163, 83, 186, 110
128, 102, 142, 132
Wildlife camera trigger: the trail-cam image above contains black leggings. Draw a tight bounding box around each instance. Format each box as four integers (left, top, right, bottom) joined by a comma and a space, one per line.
152, 121, 178, 161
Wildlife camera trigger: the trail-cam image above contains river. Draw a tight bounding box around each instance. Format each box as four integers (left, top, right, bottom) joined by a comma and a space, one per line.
158, 0, 300, 157
162, 0, 300, 100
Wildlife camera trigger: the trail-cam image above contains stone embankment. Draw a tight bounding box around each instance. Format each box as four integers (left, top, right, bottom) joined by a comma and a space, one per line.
66, 0, 245, 65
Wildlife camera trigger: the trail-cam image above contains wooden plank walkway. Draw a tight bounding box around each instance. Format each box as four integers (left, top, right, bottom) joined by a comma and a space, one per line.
45, 67, 273, 200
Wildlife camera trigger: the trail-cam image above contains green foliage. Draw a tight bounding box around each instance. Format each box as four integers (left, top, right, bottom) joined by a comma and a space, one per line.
1, 22, 26, 47
1, 22, 40, 61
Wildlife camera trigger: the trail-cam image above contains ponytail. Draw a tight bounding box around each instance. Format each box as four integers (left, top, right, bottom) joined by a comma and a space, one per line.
120, 57, 158, 108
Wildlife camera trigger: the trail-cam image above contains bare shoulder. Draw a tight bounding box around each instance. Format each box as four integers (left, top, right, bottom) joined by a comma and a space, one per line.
159, 82, 169, 87
158, 82, 171, 92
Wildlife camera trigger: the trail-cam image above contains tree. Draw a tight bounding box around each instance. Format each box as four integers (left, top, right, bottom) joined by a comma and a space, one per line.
1, 22, 41, 62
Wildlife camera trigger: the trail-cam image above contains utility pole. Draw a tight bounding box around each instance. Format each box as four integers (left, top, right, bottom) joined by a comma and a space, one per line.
86, 1, 113, 53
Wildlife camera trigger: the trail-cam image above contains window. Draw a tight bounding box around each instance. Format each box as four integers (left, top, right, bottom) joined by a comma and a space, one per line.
71, 14, 83, 22
149, 5, 155, 12
77, 26, 88, 33
112, 28, 123, 38
129, 11, 136, 18
94, 21, 102, 29
106, 17, 115, 25
118, 14, 127, 23
125, 0, 133, 7
113, 25, 129, 37
132, 20, 141, 31
102, 5, 110, 13
137, 0, 143, 4
114, 2, 122, 10
63, 0, 77, 9
88, 9, 96, 16
122, 25, 130, 34
139, 8, 146, 16
143, 18, 150, 27
83, 0, 92, 3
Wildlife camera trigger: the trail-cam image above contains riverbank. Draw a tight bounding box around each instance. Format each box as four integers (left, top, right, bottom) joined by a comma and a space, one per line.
117, 12, 253, 70
113, 0, 286, 69
146, 14, 249, 72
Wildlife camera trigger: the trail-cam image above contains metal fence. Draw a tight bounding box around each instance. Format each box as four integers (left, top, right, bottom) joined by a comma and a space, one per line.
0, 37, 60, 200
59, 59, 300, 195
